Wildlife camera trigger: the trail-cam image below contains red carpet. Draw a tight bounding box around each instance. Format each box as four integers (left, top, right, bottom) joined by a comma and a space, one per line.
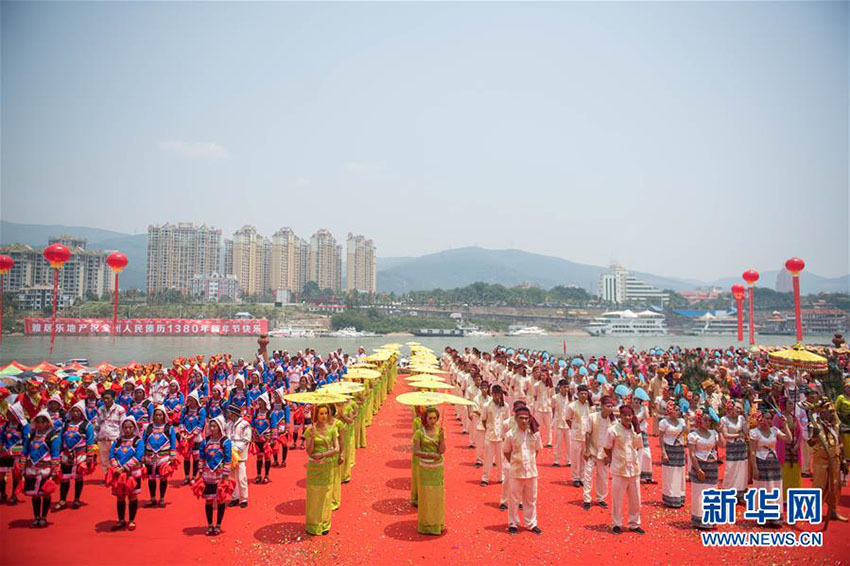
2, 376, 848, 565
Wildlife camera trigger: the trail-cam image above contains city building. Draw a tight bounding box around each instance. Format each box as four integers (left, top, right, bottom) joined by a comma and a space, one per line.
597, 264, 669, 306
146, 223, 221, 295
309, 229, 342, 294
0, 237, 114, 301
222, 239, 233, 276
680, 288, 723, 304
800, 308, 847, 334
17, 285, 75, 310
190, 272, 240, 302
270, 227, 308, 295
345, 233, 376, 294
231, 225, 269, 297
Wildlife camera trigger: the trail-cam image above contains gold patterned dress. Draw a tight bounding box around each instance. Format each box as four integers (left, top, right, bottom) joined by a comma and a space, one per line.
305, 426, 335, 535
414, 426, 444, 535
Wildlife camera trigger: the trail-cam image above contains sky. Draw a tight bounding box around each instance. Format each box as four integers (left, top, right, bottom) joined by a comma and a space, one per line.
2, 1, 848, 282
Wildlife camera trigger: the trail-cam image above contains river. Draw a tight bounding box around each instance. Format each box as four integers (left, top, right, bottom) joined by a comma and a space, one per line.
0, 334, 831, 366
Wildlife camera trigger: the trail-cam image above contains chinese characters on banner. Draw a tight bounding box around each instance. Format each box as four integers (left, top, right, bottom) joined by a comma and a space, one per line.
24, 318, 269, 336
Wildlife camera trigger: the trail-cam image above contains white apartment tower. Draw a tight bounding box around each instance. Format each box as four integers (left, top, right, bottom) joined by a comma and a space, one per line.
309, 229, 342, 293
231, 225, 269, 296
345, 233, 377, 294
597, 264, 669, 305
146, 223, 221, 295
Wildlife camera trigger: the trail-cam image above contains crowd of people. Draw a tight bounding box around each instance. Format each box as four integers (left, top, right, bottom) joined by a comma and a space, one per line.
442, 344, 850, 534
0, 346, 396, 535
1, 341, 849, 539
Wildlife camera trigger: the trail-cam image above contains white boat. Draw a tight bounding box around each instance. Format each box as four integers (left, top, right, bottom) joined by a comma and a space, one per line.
326, 327, 378, 338
465, 330, 493, 337
686, 313, 740, 336
585, 310, 668, 336
269, 326, 316, 338
507, 325, 548, 336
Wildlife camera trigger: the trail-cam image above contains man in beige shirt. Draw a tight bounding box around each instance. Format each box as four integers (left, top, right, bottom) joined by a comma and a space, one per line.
565, 385, 591, 486
552, 380, 571, 467
503, 406, 543, 535
582, 395, 614, 509
604, 405, 645, 534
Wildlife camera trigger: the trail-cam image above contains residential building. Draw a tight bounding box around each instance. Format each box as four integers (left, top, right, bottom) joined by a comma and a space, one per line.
190, 272, 240, 302
0, 238, 114, 301
597, 264, 669, 306
270, 227, 308, 294
222, 239, 233, 276
309, 229, 342, 294
231, 225, 269, 296
800, 309, 847, 334
146, 223, 221, 295
345, 233, 377, 294
17, 285, 75, 310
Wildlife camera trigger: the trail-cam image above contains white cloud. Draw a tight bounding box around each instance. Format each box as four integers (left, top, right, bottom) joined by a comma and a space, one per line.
345, 161, 384, 174
158, 140, 229, 159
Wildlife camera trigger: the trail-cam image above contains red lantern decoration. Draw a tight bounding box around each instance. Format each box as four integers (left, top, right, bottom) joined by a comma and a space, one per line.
785, 257, 806, 343
106, 252, 129, 336
731, 284, 745, 342
0, 254, 14, 347
742, 270, 759, 346
42, 244, 73, 356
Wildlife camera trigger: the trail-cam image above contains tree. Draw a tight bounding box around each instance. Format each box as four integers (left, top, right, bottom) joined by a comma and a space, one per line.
301, 281, 321, 300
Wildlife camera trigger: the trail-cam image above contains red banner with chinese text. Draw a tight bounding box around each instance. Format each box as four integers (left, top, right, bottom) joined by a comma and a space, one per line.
24, 318, 268, 336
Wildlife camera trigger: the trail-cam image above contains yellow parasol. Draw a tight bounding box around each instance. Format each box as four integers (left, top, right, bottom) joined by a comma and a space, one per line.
396, 391, 474, 407
345, 368, 382, 380
768, 344, 828, 373
409, 381, 453, 390
284, 391, 350, 404
409, 366, 446, 374
365, 351, 393, 362
404, 373, 446, 382
350, 361, 378, 368
320, 382, 365, 394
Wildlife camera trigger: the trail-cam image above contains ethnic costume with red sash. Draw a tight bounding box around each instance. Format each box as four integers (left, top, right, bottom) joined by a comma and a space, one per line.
60, 410, 96, 481
199, 429, 232, 499
23, 413, 61, 497
108, 418, 144, 497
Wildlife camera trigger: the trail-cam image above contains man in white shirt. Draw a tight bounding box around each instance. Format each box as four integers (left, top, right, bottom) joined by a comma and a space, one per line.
226, 405, 252, 507
96, 389, 125, 473
566, 385, 592, 486
551, 380, 571, 467
150, 369, 170, 405
583, 395, 614, 509
503, 405, 543, 535
472, 381, 490, 467
481, 385, 511, 500
604, 405, 645, 534
530, 370, 553, 447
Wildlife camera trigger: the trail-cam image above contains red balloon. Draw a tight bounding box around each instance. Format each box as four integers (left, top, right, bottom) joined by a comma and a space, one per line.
784, 257, 805, 275
0, 254, 13, 275
742, 269, 760, 285
106, 251, 129, 273
43, 244, 72, 268
731, 283, 745, 298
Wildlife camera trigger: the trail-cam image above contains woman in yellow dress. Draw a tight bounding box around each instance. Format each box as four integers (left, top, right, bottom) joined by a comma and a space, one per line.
410, 405, 424, 506
355, 388, 367, 449
329, 405, 346, 510
304, 404, 338, 535
341, 399, 358, 483
413, 407, 446, 535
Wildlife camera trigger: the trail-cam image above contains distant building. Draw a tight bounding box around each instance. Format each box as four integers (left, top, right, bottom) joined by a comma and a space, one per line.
597, 264, 669, 305
309, 229, 342, 294
800, 309, 847, 334
146, 223, 221, 295
680, 288, 723, 304
345, 233, 376, 294
17, 285, 74, 310
0, 237, 114, 302
190, 272, 239, 302
776, 269, 793, 293
231, 225, 269, 296
270, 227, 307, 295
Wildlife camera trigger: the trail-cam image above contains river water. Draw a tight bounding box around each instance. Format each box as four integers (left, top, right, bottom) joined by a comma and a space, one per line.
0, 334, 830, 366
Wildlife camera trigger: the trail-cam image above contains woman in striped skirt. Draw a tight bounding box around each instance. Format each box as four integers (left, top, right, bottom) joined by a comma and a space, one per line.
748, 409, 792, 527
688, 410, 723, 529
658, 402, 688, 508
720, 401, 748, 503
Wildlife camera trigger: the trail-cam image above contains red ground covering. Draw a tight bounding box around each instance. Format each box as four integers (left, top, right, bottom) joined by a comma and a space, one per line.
2, 376, 848, 565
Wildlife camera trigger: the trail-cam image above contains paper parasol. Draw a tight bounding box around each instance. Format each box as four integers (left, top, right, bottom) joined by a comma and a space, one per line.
409, 381, 453, 390
396, 391, 474, 407
404, 373, 446, 382
768, 344, 828, 373
320, 382, 365, 394
284, 391, 350, 404
345, 368, 382, 380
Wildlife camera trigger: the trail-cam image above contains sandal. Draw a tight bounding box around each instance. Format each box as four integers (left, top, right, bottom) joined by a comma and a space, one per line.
213, 525, 221, 535
206, 525, 215, 536
262, 477, 270, 484
127, 521, 136, 531
54, 501, 66, 510
71, 501, 81, 509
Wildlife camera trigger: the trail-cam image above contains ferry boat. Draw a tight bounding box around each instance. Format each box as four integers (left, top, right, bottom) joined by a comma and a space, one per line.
686, 313, 739, 335
413, 322, 482, 338
325, 327, 379, 338
585, 310, 668, 336
507, 325, 548, 336
268, 326, 316, 338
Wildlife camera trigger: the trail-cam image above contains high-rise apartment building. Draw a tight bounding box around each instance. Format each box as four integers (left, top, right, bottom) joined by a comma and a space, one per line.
231, 225, 270, 296
146, 223, 221, 295
0, 236, 114, 302
270, 227, 309, 294
309, 229, 342, 293
345, 233, 377, 294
